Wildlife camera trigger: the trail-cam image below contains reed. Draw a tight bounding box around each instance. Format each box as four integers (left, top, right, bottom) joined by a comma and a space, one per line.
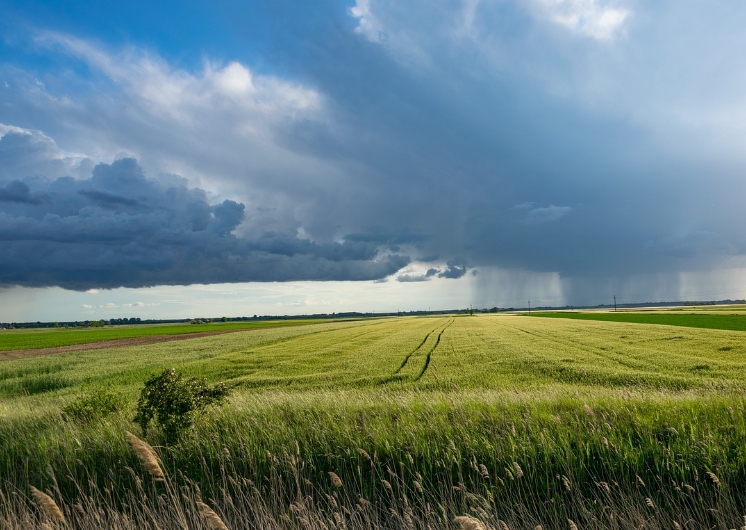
125, 431, 164, 481
30, 486, 66, 525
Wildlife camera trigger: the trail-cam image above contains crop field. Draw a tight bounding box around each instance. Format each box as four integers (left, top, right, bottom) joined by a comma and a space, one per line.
0, 319, 330, 352
3, 314, 746, 529
530, 309, 746, 332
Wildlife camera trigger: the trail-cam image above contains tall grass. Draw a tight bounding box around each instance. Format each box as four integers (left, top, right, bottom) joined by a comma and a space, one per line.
2, 389, 746, 528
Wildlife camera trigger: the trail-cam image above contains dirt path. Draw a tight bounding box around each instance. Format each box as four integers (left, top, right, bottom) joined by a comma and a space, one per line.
0, 328, 252, 361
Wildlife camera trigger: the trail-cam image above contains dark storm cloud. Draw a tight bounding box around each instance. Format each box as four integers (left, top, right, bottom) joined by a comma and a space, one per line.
438, 262, 469, 280
78, 189, 141, 208
258, 0, 746, 292
0, 180, 41, 204
3, 1, 746, 302
0, 157, 409, 289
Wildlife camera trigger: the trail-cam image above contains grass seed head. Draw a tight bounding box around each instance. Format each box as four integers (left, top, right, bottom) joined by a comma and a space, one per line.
328, 472, 343, 488
513, 462, 524, 478
197, 501, 229, 530
568, 519, 579, 530
125, 431, 164, 481
454, 515, 487, 530
30, 486, 66, 525
707, 472, 721, 486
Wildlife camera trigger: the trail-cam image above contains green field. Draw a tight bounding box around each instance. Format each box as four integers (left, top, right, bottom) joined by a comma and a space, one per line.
0, 319, 330, 351
529, 309, 746, 332
3, 315, 746, 529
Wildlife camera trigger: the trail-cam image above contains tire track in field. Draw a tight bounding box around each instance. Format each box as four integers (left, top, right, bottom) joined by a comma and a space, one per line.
394, 323, 442, 375
414, 318, 454, 381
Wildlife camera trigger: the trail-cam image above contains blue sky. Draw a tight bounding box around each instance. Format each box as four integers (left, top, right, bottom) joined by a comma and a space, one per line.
1, 0, 746, 320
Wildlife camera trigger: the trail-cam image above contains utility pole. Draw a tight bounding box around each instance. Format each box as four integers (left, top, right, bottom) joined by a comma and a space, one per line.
614, 295, 617, 312
528, 300, 531, 314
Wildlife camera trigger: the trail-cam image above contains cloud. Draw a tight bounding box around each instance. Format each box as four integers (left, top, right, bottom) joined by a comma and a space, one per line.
529, 0, 631, 40
0, 181, 41, 204
438, 261, 470, 279
0, 155, 410, 289
396, 268, 439, 283
523, 204, 573, 224
36, 32, 321, 124
3, 8, 746, 305
645, 231, 740, 259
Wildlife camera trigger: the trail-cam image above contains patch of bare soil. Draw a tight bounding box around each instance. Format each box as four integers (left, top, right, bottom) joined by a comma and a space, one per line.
0, 328, 250, 361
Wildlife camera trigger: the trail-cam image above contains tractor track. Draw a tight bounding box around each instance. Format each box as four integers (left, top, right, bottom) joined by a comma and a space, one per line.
394, 324, 441, 374
413, 319, 454, 381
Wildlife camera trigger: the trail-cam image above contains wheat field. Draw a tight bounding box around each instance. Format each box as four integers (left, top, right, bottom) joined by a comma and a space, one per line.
2, 314, 746, 528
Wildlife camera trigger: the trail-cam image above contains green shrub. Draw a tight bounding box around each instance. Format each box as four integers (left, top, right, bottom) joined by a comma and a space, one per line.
62, 387, 127, 421
134, 368, 229, 443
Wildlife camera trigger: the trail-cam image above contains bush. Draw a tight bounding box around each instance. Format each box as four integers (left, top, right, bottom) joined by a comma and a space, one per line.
62, 387, 127, 421
134, 368, 229, 443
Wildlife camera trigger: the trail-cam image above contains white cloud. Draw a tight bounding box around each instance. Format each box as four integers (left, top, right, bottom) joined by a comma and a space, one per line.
349, 0, 385, 42
10, 32, 359, 245
529, 0, 630, 40
0, 123, 92, 181
36, 33, 321, 127
524, 205, 573, 224
0, 124, 29, 137
122, 302, 156, 307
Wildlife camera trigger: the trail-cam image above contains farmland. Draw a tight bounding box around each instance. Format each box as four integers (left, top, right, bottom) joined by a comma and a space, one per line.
530, 308, 746, 332
3, 314, 746, 528
0, 319, 330, 352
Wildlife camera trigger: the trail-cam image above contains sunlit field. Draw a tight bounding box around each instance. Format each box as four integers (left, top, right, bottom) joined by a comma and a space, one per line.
0, 319, 330, 352
3, 313, 746, 529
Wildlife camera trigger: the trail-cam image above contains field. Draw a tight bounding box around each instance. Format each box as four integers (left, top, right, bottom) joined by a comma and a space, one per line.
0, 319, 329, 352
530, 308, 746, 332
3, 314, 746, 529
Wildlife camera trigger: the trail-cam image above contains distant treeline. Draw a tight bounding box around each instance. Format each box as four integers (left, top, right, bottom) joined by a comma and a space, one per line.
2, 300, 744, 329
0, 310, 473, 329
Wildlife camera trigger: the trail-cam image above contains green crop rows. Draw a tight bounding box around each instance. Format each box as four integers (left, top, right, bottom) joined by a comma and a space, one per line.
3, 314, 746, 528
529, 309, 746, 332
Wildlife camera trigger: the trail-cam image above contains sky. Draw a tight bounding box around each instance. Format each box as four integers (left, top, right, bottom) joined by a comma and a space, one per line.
1, 0, 746, 321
